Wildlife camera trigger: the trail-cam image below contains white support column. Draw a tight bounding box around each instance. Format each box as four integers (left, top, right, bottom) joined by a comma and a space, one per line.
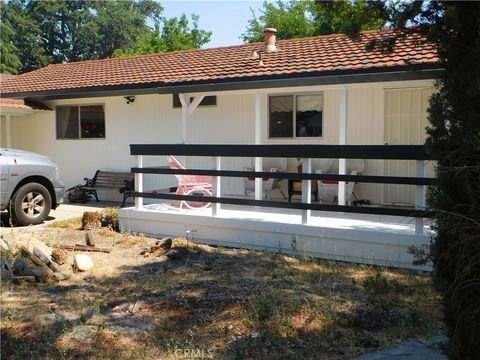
415, 160, 426, 235
254, 93, 263, 200
5, 114, 11, 148
338, 88, 348, 205
135, 155, 143, 209
212, 156, 221, 217
178, 94, 190, 144
188, 95, 205, 116
302, 158, 312, 224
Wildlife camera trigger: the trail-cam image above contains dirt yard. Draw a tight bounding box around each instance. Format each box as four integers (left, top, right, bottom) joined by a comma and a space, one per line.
1, 214, 445, 360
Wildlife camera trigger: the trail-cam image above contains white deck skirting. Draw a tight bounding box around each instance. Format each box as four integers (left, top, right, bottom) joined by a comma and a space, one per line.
118, 204, 432, 271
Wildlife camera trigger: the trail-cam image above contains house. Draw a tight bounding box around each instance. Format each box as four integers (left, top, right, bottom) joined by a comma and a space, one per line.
0, 29, 440, 269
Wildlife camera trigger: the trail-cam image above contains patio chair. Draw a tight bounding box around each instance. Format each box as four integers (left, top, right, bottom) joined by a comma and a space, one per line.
244, 157, 287, 199
315, 159, 365, 204
168, 155, 212, 209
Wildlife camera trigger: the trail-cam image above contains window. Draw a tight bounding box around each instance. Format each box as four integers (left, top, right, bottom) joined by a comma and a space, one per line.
56, 105, 105, 139
173, 94, 217, 108
269, 94, 323, 138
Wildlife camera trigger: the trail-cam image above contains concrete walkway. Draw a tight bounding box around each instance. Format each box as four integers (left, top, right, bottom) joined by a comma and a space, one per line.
0, 201, 122, 233
352, 336, 448, 360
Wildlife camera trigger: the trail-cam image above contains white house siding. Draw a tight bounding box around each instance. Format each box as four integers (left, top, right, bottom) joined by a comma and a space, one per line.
9, 80, 435, 204
0, 116, 7, 147
384, 87, 435, 205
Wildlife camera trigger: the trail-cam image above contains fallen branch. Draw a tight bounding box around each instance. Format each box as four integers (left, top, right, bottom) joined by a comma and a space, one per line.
61, 244, 111, 253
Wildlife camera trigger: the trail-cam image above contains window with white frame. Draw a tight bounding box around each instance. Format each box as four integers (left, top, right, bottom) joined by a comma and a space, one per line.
56, 105, 105, 139
269, 94, 323, 138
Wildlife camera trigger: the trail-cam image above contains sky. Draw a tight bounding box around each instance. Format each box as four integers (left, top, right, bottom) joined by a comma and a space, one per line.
161, 0, 267, 48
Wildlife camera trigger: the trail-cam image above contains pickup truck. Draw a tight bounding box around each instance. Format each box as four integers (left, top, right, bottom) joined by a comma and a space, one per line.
0, 148, 65, 226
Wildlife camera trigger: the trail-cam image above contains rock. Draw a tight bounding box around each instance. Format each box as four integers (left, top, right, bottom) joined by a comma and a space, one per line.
39, 313, 64, 324
0, 238, 9, 251
51, 272, 72, 282
1, 258, 13, 283
166, 247, 191, 260
170, 266, 189, 275
27, 239, 53, 264
13, 257, 34, 275
49, 261, 61, 272
73, 254, 94, 272
51, 248, 68, 265
32, 266, 52, 283
12, 276, 36, 284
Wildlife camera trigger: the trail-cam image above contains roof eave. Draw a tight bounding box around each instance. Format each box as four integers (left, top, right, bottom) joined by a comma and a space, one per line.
3, 65, 443, 101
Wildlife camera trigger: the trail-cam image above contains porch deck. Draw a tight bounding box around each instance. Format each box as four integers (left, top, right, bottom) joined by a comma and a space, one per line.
119, 143, 434, 271
118, 202, 433, 271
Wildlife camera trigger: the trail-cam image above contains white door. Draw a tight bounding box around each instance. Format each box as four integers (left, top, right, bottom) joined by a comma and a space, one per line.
383, 87, 434, 205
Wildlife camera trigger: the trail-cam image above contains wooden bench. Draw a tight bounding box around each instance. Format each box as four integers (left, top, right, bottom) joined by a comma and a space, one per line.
80, 170, 134, 207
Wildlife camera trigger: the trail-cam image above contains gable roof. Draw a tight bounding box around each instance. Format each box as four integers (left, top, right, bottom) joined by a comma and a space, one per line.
0, 29, 439, 99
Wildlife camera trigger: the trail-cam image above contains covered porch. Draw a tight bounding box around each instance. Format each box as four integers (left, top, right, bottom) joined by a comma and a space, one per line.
118, 143, 433, 271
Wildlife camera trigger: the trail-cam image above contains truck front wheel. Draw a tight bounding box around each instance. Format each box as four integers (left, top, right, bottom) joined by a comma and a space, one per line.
12, 183, 52, 226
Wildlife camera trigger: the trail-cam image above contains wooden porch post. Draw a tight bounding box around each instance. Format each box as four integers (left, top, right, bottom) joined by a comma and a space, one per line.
179, 94, 190, 144
254, 93, 263, 200
415, 160, 426, 235
302, 158, 312, 224
338, 88, 348, 205
212, 156, 221, 216
135, 155, 143, 209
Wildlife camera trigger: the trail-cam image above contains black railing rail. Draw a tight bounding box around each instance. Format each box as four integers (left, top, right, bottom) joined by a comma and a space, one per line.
131, 144, 430, 160
130, 144, 434, 218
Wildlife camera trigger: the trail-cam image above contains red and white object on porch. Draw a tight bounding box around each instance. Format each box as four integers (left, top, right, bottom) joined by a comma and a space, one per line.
168, 155, 212, 209
315, 159, 365, 204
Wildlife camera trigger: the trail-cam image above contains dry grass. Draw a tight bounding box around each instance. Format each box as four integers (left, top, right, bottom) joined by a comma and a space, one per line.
47, 216, 82, 230
0, 226, 445, 360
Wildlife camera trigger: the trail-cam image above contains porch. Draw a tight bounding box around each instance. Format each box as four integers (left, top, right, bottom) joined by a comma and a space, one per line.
118, 144, 434, 271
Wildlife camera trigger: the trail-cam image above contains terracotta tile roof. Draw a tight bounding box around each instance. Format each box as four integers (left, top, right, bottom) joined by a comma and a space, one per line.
0, 29, 438, 97
0, 98, 51, 110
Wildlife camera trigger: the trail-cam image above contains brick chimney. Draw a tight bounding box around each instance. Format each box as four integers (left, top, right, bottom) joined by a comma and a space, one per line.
264, 28, 277, 52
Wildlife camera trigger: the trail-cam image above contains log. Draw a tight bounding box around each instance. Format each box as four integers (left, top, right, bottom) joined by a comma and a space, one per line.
85, 230, 96, 247
20, 246, 52, 273
61, 244, 111, 253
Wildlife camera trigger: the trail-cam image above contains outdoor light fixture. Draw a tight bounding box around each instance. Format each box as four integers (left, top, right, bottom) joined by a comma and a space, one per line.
124, 96, 135, 104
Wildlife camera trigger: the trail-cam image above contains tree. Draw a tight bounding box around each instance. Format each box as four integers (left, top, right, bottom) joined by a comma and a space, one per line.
90, 0, 163, 59
242, 1, 316, 42
351, 1, 480, 358
1, 0, 50, 73
1, 0, 210, 73
0, 8, 21, 74
113, 14, 212, 57
241, 0, 386, 43
422, 3, 480, 359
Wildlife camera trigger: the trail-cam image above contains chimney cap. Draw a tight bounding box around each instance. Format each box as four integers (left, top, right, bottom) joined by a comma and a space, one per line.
263, 28, 277, 33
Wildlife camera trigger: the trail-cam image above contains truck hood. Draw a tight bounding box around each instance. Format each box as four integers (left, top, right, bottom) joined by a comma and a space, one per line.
3, 148, 54, 164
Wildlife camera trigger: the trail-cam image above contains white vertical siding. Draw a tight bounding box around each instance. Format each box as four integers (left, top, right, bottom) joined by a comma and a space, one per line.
188, 94, 255, 195
384, 87, 434, 205
0, 116, 7, 147
10, 93, 256, 200
9, 80, 435, 204
346, 86, 385, 203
